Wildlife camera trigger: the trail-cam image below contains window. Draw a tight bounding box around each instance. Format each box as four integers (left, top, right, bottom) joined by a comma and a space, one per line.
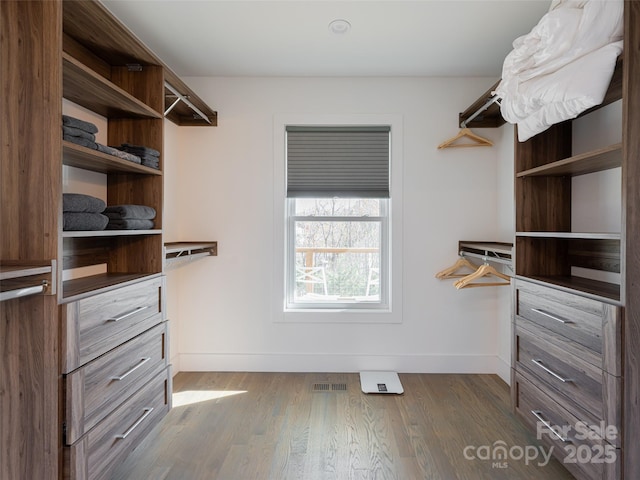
285, 126, 390, 310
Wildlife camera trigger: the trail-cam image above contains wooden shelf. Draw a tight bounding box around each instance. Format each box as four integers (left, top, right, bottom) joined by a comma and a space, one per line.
63, 141, 163, 175
63, 52, 162, 119
62, 272, 161, 302
63, 0, 216, 127
164, 241, 217, 268
63, 229, 161, 238
458, 80, 505, 128
0, 262, 52, 281
518, 275, 620, 304
165, 241, 218, 256
163, 75, 218, 126
458, 241, 513, 257
516, 232, 620, 240
516, 143, 622, 178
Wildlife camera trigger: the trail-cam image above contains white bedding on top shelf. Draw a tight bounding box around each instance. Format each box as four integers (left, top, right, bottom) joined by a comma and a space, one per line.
496, 0, 623, 142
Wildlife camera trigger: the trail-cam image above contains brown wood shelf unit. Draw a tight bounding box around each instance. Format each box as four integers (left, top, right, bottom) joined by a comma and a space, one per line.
165, 241, 218, 257
63, 0, 216, 126
516, 143, 622, 178
62, 229, 162, 238
516, 232, 621, 240
458, 80, 504, 128
63, 53, 162, 119
63, 141, 163, 175
61, 272, 161, 302
517, 275, 620, 304
0, 262, 53, 281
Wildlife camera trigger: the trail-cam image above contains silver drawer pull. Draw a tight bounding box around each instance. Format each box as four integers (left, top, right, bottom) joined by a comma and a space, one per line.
115, 407, 154, 440
107, 305, 151, 322
531, 359, 573, 383
531, 410, 571, 443
531, 308, 572, 324
110, 357, 151, 381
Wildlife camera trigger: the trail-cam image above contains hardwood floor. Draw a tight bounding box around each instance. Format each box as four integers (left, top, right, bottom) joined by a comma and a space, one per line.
111, 372, 574, 480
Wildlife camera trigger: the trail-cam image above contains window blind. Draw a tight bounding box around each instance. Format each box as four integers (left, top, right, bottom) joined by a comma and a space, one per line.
286, 126, 390, 198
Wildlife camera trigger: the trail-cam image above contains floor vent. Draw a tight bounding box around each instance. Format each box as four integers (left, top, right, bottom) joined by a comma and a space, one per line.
312, 383, 347, 392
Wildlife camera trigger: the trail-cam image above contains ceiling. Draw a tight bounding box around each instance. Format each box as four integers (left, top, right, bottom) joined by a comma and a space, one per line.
101, 0, 551, 78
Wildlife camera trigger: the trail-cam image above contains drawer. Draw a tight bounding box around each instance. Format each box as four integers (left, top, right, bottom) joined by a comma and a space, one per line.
514, 325, 621, 443
514, 371, 620, 480
65, 322, 168, 445
65, 367, 171, 480
515, 280, 621, 375
61, 276, 165, 372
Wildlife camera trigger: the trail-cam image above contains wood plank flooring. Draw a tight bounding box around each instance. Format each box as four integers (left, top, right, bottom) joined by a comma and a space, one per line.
111, 372, 574, 480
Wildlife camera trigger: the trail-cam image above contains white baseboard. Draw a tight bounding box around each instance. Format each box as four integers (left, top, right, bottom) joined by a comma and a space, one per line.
495, 355, 511, 385
177, 353, 506, 375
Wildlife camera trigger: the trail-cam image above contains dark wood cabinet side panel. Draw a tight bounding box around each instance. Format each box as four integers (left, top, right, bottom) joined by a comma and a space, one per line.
111, 65, 164, 114
516, 237, 570, 277
63, 33, 111, 80
107, 118, 164, 165
1, 2, 62, 479
516, 177, 571, 232
515, 122, 572, 173
623, 2, 640, 478
1, 0, 62, 262
107, 236, 163, 275
568, 239, 621, 273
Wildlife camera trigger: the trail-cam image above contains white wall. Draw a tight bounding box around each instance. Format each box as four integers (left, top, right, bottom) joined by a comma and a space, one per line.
165, 76, 515, 377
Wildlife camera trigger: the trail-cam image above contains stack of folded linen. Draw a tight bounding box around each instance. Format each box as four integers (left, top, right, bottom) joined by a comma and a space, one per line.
63, 193, 108, 231
117, 143, 160, 169
96, 144, 142, 164
62, 115, 98, 150
104, 205, 156, 230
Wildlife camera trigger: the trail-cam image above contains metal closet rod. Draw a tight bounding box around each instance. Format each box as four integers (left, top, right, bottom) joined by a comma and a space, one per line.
460, 95, 501, 128
0, 281, 48, 302
459, 250, 512, 267
164, 82, 212, 124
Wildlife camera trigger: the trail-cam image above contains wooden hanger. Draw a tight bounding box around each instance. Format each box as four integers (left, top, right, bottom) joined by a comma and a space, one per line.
435, 257, 480, 279
437, 128, 493, 149
453, 263, 511, 289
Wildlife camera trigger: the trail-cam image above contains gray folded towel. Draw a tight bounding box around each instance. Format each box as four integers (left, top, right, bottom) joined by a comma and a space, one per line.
64, 134, 97, 150
97, 144, 141, 164
106, 219, 155, 230
63, 212, 108, 231
104, 205, 156, 220
63, 193, 106, 213
62, 125, 96, 142
62, 115, 98, 134
120, 143, 160, 157
141, 159, 160, 169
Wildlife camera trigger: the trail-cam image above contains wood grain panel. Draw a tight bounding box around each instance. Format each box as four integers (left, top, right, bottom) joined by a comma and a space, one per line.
64, 369, 170, 480
515, 122, 572, 173
516, 280, 605, 354
1, 2, 61, 479
515, 237, 570, 277
515, 177, 571, 232
60, 276, 164, 372
63, 32, 111, 80
514, 372, 617, 480
65, 323, 167, 444
111, 65, 164, 114
623, 2, 640, 477
515, 326, 611, 435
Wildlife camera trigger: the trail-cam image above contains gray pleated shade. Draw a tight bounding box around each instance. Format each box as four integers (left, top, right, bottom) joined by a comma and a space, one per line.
286, 126, 390, 198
